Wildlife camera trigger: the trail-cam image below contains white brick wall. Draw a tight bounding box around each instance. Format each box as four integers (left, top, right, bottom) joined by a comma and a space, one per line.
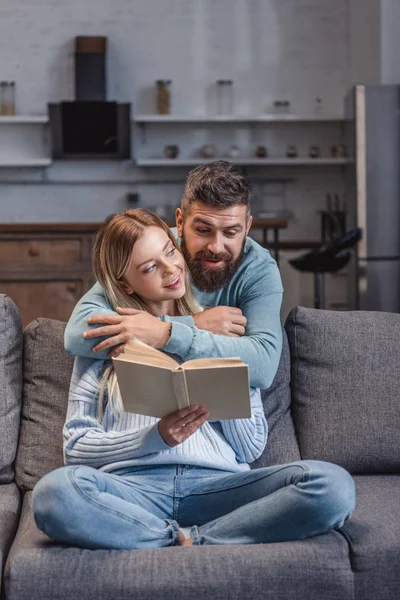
0, 0, 380, 224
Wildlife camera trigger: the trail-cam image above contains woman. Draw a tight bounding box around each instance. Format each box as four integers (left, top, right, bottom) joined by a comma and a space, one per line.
32, 209, 355, 549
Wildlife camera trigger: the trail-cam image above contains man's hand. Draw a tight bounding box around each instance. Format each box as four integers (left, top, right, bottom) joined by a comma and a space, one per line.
83, 308, 171, 354
158, 405, 209, 447
194, 306, 247, 337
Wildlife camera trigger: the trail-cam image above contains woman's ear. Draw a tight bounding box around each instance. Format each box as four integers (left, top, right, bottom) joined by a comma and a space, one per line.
118, 280, 134, 295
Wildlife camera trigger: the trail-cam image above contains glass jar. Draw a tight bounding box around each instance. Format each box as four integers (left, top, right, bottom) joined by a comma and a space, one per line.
216, 80, 233, 115
156, 80, 171, 115
0, 82, 7, 115
2, 82, 15, 115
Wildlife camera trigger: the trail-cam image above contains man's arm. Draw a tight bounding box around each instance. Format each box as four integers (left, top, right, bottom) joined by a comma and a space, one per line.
64, 282, 197, 360
65, 261, 283, 389
163, 260, 283, 389
64, 283, 120, 359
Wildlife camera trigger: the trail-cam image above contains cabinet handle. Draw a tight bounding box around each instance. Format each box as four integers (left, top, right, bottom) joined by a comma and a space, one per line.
67, 283, 77, 293
28, 246, 40, 257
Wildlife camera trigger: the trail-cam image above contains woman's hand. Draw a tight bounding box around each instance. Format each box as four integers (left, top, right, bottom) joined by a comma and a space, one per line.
158, 405, 209, 447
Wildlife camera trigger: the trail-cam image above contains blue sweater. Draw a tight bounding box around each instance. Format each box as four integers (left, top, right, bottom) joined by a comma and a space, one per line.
65, 234, 284, 389
63, 357, 268, 473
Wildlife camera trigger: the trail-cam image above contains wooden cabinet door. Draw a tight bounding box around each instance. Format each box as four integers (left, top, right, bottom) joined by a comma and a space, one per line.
0, 280, 84, 329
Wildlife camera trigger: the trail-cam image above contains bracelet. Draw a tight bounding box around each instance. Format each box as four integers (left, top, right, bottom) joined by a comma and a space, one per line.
168, 323, 173, 339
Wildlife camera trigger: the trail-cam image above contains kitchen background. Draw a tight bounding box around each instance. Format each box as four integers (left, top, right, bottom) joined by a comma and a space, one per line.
0, 0, 398, 322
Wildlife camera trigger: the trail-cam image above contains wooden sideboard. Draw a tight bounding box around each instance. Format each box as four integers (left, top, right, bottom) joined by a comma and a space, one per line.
0, 224, 99, 328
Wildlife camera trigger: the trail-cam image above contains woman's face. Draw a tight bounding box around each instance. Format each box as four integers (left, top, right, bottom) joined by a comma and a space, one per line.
121, 226, 186, 304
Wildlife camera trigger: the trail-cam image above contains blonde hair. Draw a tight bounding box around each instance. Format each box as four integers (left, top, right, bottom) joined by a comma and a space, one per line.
94, 208, 200, 420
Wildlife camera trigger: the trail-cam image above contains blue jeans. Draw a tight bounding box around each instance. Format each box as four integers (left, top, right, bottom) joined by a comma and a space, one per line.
33, 461, 355, 550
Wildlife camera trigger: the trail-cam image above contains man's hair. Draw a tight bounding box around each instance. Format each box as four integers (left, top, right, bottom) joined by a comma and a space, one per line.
181, 160, 252, 218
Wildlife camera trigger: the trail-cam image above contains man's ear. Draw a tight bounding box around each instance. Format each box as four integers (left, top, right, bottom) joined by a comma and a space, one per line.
246, 215, 253, 236
176, 207, 183, 238
118, 280, 134, 295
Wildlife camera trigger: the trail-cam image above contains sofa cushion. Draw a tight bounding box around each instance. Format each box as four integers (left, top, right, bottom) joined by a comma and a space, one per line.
341, 475, 400, 600
5, 492, 353, 600
285, 307, 400, 473
253, 328, 300, 468
15, 319, 74, 492
0, 295, 22, 483
0, 483, 21, 588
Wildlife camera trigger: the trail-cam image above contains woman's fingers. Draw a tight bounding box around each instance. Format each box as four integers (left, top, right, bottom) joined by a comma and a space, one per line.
181, 411, 210, 435
158, 405, 209, 447
174, 405, 207, 427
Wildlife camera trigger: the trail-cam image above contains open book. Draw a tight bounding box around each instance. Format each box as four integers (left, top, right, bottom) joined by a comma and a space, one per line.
112, 339, 251, 420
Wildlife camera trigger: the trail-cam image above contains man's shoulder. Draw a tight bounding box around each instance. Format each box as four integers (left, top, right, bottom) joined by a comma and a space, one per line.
234, 236, 283, 293
242, 236, 278, 272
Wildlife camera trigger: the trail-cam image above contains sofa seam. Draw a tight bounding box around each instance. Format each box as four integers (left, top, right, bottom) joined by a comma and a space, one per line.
335, 526, 356, 599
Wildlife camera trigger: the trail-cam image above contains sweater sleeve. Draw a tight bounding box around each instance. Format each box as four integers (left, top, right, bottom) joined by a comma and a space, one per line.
63, 357, 170, 468
211, 388, 268, 464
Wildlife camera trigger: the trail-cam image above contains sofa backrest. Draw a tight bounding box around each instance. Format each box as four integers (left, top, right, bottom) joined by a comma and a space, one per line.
0, 295, 22, 483
15, 319, 300, 490
252, 327, 300, 468
285, 306, 400, 474
15, 319, 74, 491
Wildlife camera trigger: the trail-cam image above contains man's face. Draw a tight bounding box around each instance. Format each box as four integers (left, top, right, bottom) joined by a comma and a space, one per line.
176, 202, 252, 292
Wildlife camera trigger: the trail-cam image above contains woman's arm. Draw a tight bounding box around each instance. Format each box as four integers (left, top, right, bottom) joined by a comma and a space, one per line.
211, 388, 268, 464
63, 357, 170, 468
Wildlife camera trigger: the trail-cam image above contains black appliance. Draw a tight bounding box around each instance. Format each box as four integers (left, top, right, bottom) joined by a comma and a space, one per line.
49, 36, 131, 159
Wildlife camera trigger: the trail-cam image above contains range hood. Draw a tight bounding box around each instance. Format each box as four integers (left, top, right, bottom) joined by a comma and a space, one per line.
49, 36, 131, 159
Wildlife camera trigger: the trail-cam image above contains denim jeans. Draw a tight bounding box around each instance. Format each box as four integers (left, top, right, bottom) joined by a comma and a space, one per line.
33, 460, 355, 550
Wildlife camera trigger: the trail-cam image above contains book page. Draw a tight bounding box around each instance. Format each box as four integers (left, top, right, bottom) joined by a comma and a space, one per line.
122, 339, 178, 369
183, 357, 244, 369
184, 365, 251, 420
112, 359, 178, 418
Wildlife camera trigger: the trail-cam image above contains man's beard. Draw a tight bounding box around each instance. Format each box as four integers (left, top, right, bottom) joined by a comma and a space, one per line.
180, 234, 246, 292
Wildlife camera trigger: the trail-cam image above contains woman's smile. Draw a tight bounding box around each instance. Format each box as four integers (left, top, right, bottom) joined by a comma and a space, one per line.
165, 273, 182, 290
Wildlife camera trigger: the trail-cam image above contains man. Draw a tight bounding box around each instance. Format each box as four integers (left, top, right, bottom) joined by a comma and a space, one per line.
65, 160, 283, 389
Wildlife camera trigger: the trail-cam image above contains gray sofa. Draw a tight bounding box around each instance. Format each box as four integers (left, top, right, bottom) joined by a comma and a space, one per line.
0, 293, 399, 599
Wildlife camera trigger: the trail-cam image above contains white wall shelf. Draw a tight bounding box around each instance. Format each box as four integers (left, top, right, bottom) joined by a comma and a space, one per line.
0, 115, 51, 167
136, 158, 350, 167
0, 115, 49, 124
134, 114, 344, 124
0, 159, 52, 168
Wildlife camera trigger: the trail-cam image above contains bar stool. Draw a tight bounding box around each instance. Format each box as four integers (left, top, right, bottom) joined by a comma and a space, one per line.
289, 228, 362, 309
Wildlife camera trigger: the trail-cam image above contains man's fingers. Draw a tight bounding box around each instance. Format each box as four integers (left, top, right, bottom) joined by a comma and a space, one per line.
230, 324, 246, 336
116, 307, 142, 315
92, 334, 130, 353
228, 307, 243, 315
108, 344, 126, 358
87, 315, 122, 325
231, 315, 247, 326
84, 324, 124, 339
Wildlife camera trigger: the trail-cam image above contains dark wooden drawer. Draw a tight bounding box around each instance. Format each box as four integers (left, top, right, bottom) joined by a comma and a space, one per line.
0, 280, 84, 328
0, 239, 82, 265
